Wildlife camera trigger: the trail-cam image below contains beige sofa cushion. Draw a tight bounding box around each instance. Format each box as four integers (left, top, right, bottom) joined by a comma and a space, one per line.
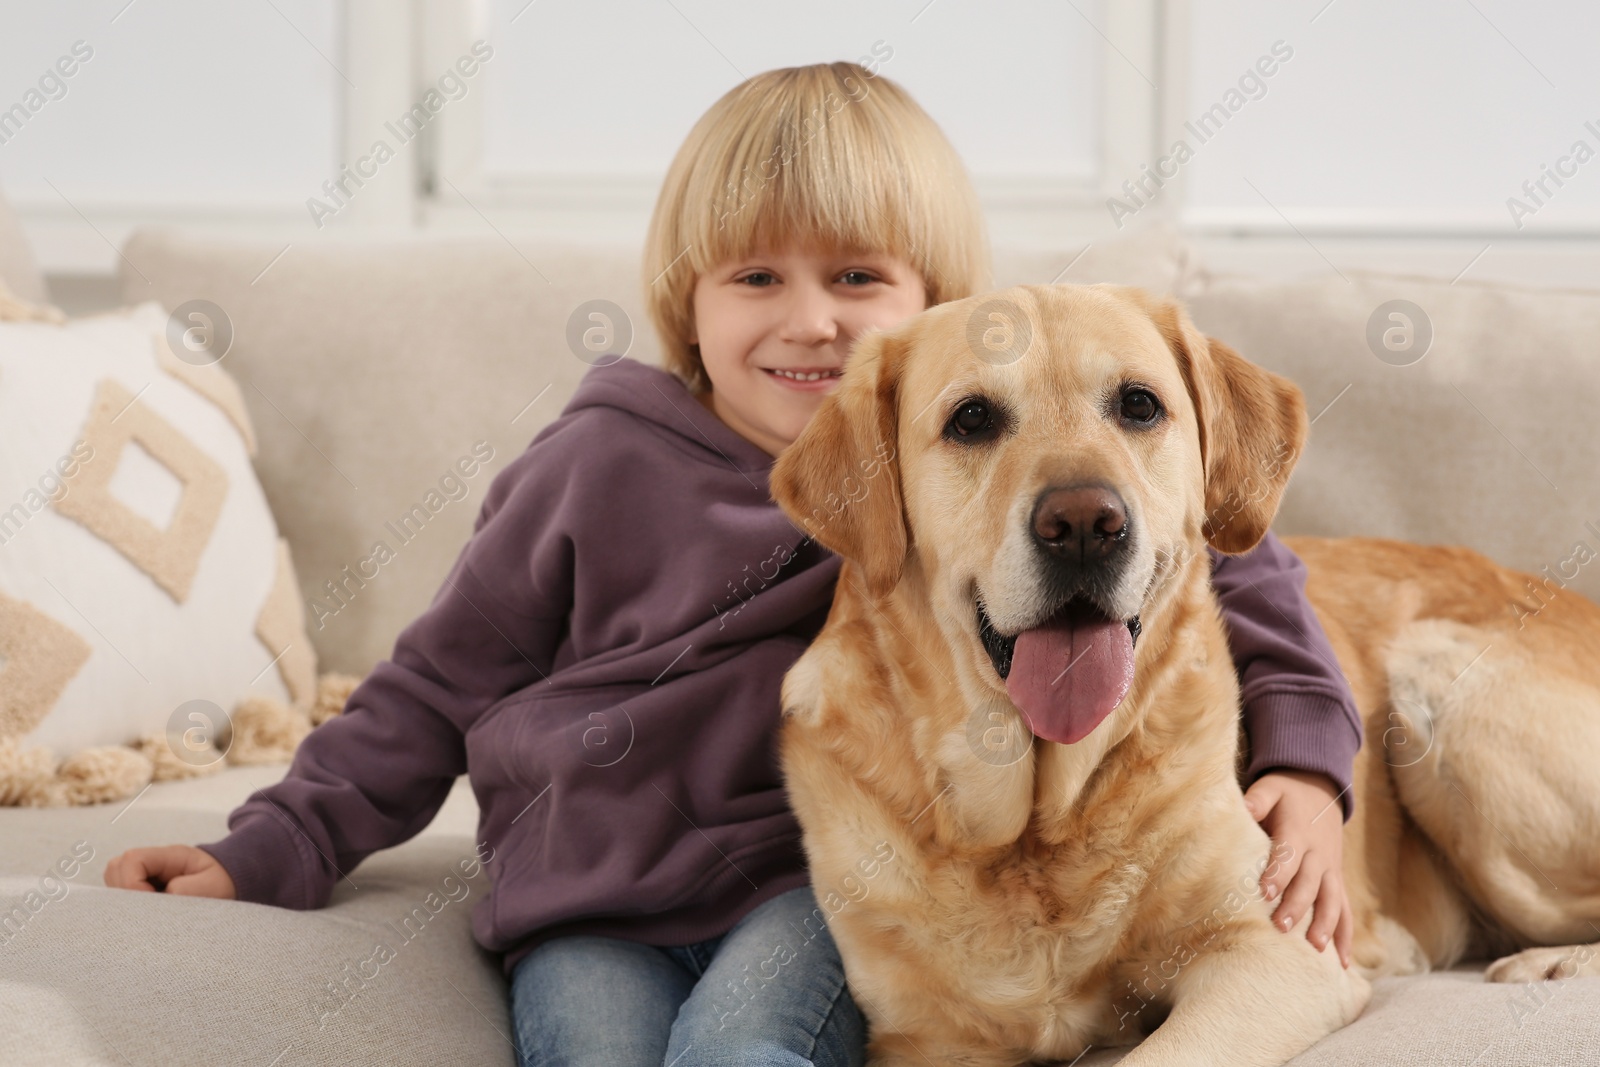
115, 225, 1196, 675
4, 762, 1596, 1066
0, 186, 48, 305
0, 767, 504, 1066
3, 805, 1593, 1067
1183, 269, 1600, 608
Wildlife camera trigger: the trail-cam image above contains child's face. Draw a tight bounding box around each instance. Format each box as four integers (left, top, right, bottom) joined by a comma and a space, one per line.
689, 244, 928, 457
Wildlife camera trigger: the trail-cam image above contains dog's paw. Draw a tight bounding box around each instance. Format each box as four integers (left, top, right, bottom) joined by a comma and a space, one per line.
1484, 944, 1598, 983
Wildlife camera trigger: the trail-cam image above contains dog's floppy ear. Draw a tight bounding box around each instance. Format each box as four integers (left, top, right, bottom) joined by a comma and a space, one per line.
1139, 293, 1308, 554
770, 327, 909, 598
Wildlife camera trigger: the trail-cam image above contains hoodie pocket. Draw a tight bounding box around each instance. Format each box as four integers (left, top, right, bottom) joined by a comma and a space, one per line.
479, 683, 655, 928
497, 681, 652, 789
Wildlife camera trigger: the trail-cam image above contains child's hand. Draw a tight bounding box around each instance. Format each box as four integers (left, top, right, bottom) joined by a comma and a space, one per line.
1243, 770, 1352, 968
104, 845, 237, 900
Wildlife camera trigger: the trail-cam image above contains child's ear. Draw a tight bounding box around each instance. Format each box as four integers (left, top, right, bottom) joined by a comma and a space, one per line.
770, 328, 909, 598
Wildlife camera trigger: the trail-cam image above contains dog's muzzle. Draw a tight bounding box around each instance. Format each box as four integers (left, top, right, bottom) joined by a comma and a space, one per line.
972, 480, 1146, 745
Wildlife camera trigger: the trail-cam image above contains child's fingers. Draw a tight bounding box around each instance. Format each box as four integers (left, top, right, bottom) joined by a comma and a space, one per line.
1335, 896, 1354, 967
102, 853, 146, 890
1260, 840, 1301, 902
1270, 858, 1322, 933
103, 849, 160, 891
104, 846, 193, 891
1305, 870, 1342, 952
1243, 777, 1284, 821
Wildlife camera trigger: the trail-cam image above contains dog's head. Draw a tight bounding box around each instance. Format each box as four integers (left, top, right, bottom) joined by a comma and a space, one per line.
770, 284, 1307, 745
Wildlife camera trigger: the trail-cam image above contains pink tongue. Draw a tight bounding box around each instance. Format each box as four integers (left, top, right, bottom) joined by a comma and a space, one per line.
1005, 612, 1134, 744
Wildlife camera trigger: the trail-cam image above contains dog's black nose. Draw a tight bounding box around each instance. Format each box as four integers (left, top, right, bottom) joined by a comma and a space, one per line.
1030, 483, 1128, 562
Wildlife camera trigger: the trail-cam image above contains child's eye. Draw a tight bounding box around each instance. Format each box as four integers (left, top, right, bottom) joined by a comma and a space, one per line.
738, 271, 777, 286
839, 270, 876, 286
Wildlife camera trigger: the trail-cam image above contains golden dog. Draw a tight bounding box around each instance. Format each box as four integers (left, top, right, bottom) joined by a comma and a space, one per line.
768, 283, 1600, 1066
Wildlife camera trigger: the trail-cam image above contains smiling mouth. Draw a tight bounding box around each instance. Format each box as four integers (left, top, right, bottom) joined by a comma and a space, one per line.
764, 367, 843, 382
976, 596, 1141, 682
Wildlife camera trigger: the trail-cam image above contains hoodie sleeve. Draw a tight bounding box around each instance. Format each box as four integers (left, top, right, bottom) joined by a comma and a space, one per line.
196, 440, 575, 909
1208, 529, 1363, 823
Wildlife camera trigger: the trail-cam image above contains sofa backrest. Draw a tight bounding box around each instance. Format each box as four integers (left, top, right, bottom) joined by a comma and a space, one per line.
1183, 267, 1600, 612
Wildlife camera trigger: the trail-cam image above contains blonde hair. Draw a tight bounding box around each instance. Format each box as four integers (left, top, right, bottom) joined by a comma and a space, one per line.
642, 60, 991, 393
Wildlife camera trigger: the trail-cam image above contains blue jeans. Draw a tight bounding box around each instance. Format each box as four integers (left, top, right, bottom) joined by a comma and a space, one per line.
509, 884, 868, 1066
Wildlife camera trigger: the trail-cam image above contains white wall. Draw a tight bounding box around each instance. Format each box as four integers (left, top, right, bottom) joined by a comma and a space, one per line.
0, 0, 340, 271
1183, 0, 1600, 232
3, 0, 1598, 287
480, 0, 1100, 182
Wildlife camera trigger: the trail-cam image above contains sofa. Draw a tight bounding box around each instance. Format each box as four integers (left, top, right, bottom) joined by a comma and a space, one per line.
3, 188, 1598, 1064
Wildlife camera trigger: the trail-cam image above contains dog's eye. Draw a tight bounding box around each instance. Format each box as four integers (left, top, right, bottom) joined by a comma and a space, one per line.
946, 399, 996, 441
1120, 388, 1162, 424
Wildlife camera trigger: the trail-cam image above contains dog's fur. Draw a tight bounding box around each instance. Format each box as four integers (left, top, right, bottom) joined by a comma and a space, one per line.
769, 284, 1600, 1066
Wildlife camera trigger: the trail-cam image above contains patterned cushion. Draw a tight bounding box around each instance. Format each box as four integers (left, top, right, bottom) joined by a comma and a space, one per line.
0, 302, 316, 801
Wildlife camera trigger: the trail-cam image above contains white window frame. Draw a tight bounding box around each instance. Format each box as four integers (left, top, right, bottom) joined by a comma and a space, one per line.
351, 0, 1176, 246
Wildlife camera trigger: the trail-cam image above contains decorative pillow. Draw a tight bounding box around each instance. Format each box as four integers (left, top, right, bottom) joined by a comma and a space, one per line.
0, 296, 345, 806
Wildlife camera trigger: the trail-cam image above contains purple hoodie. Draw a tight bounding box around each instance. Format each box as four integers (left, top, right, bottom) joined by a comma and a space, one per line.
197, 356, 1362, 978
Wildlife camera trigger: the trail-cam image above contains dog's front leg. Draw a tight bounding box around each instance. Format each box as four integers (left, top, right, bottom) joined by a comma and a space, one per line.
1116, 914, 1372, 1067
